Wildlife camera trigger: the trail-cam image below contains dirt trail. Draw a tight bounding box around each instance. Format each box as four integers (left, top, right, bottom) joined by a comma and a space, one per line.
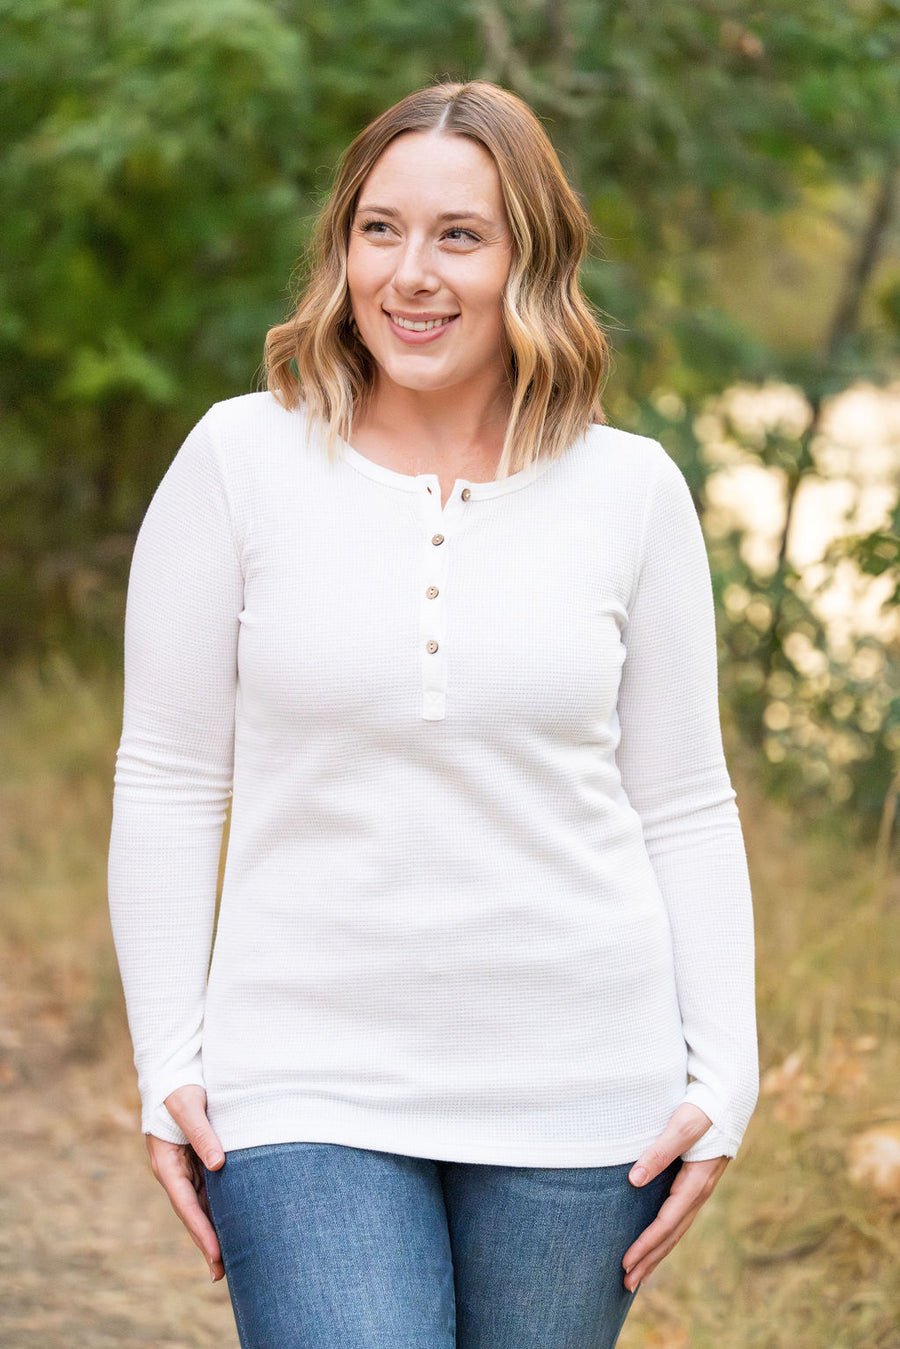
0, 969, 239, 1349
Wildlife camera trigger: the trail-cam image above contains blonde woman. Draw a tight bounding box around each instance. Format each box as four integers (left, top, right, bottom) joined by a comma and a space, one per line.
109, 81, 758, 1349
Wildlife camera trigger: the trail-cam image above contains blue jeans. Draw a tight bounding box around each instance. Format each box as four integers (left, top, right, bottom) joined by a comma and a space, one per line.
205, 1142, 679, 1349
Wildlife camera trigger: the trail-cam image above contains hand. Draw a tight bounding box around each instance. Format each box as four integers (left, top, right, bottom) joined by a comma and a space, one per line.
622, 1103, 729, 1293
145, 1084, 226, 1283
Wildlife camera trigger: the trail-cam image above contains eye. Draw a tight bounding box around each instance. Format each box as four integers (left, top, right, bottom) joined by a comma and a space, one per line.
359, 219, 393, 237
443, 227, 481, 244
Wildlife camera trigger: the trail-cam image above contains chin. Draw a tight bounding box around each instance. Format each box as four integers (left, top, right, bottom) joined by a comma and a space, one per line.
383, 366, 456, 394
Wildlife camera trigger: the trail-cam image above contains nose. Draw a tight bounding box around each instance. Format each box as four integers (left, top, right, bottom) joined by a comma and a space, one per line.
391, 236, 439, 295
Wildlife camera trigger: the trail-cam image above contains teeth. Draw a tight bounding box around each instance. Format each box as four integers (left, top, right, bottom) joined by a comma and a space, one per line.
391, 314, 455, 331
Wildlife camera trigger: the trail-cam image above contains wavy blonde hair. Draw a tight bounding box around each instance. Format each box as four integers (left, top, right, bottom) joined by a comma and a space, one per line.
264, 80, 609, 477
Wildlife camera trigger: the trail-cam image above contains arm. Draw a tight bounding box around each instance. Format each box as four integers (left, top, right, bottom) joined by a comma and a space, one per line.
108, 411, 242, 1278
614, 448, 758, 1288
108, 410, 242, 1143
615, 448, 758, 1160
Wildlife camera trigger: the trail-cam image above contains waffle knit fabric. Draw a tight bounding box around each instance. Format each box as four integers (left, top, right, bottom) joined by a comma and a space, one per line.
108, 392, 758, 1165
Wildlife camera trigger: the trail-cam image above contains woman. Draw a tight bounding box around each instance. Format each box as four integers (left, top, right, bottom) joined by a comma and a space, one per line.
109, 80, 758, 1349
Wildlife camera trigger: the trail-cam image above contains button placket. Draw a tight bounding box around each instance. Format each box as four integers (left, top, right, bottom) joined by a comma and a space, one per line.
418, 477, 454, 720
415, 477, 475, 720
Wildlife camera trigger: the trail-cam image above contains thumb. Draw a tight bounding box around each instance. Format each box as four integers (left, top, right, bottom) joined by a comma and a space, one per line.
164, 1085, 225, 1170
628, 1103, 711, 1187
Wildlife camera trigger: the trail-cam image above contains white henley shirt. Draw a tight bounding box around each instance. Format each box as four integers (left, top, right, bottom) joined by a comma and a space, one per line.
108, 391, 758, 1166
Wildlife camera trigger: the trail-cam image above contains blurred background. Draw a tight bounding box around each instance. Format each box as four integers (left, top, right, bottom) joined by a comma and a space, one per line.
1, 2, 898, 1345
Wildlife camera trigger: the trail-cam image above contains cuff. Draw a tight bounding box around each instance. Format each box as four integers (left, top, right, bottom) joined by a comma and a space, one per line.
680, 1080, 742, 1161
141, 1064, 206, 1143
143, 1101, 189, 1145
681, 1122, 741, 1162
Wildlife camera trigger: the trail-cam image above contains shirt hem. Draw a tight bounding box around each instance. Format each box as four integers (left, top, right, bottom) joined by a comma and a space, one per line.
208, 1112, 664, 1168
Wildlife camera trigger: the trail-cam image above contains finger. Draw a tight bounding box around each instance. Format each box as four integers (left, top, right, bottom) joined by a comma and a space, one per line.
623, 1175, 702, 1276
164, 1086, 225, 1171
186, 1150, 215, 1220
628, 1103, 711, 1186
154, 1149, 225, 1280
622, 1159, 728, 1291
623, 1206, 697, 1291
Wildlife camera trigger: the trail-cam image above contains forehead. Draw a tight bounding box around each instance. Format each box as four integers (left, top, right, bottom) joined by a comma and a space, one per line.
358, 132, 506, 216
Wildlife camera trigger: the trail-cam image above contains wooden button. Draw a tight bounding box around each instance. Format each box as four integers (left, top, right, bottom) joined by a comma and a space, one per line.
426, 639, 439, 653
431, 533, 444, 546
461, 488, 471, 501
426, 586, 439, 599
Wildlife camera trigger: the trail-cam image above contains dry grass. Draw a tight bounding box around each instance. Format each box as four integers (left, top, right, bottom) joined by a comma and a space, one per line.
1, 662, 898, 1348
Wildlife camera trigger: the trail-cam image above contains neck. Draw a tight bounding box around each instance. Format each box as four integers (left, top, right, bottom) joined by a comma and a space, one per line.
355, 375, 514, 471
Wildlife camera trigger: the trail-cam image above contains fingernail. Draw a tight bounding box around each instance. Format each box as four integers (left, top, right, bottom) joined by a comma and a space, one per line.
207, 1152, 224, 1168
630, 1165, 648, 1185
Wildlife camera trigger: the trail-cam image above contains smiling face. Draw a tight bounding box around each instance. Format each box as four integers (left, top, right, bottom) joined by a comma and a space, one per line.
346, 131, 515, 405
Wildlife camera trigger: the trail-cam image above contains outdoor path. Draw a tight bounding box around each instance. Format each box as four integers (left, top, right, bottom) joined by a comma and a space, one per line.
0, 969, 239, 1349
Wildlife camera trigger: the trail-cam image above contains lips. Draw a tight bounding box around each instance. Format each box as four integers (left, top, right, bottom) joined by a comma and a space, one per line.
385, 311, 460, 345
389, 312, 458, 332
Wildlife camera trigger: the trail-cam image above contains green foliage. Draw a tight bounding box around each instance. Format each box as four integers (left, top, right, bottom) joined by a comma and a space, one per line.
1, 0, 899, 829
830, 499, 900, 607
0, 0, 315, 658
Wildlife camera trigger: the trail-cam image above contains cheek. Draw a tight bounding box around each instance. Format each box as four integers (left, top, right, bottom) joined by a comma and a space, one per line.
346, 244, 379, 307
468, 258, 511, 325
345, 253, 362, 305
471, 284, 508, 344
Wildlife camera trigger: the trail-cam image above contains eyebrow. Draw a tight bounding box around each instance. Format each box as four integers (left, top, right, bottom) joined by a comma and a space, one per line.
355, 204, 498, 226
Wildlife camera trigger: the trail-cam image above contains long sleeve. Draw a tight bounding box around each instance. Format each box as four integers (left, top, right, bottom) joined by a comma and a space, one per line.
108, 412, 243, 1143
615, 449, 759, 1162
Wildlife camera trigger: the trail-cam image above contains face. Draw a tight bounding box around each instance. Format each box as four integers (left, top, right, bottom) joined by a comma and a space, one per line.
346, 131, 514, 402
